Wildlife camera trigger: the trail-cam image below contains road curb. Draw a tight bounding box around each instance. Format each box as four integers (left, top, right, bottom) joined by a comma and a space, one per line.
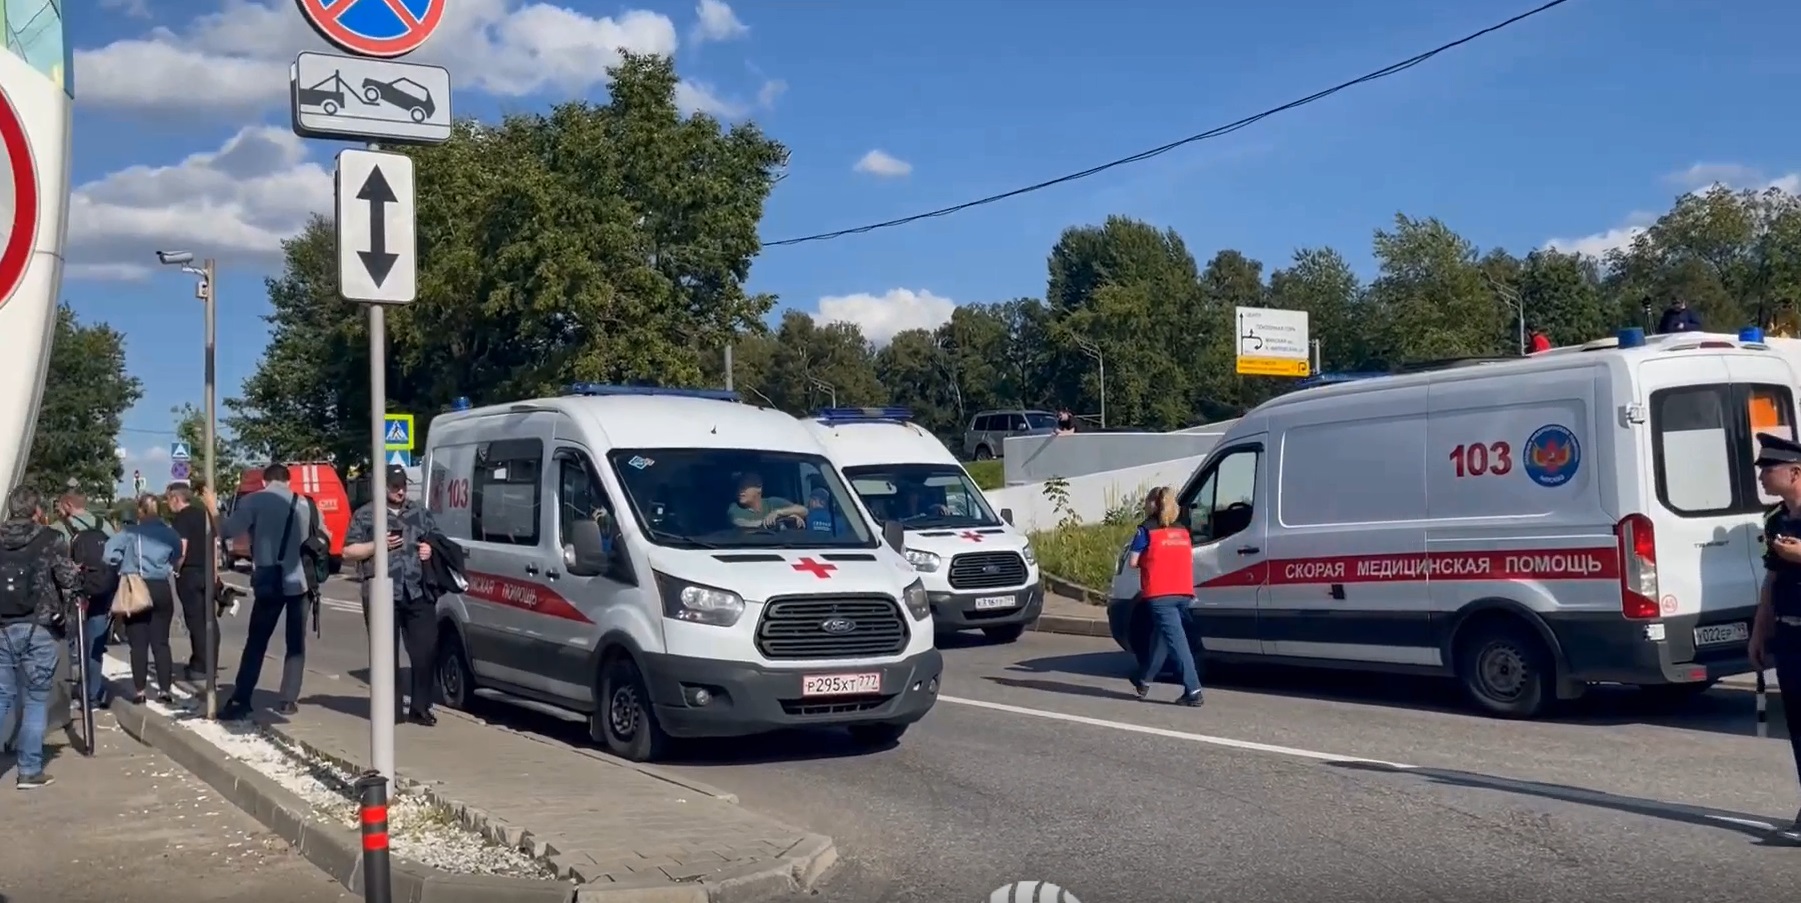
1041, 574, 1106, 605
1028, 612, 1111, 637
107, 689, 582, 903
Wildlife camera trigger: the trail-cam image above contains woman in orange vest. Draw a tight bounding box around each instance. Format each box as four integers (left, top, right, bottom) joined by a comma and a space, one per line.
1125, 487, 1203, 706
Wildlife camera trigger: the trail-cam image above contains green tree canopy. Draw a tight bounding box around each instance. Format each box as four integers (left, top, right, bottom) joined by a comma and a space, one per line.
25, 303, 143, 499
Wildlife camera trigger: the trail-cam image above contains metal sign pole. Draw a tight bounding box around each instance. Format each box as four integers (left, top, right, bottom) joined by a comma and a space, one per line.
202, 258, 219, 719
368, 299, 395, 781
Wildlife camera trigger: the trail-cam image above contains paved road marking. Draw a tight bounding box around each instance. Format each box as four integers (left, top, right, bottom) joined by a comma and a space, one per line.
939, 694, 1417, 767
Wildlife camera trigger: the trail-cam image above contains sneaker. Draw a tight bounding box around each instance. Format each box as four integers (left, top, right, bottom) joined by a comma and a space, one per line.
1177, 690, 1205, 707
216, 700, 254, 721
16, 773, 54, 790
273, 701, 298, 717
1129, 680, 1150, 700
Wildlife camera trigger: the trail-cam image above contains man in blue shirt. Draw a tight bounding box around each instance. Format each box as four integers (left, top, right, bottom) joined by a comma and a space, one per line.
214, 464, 318, 720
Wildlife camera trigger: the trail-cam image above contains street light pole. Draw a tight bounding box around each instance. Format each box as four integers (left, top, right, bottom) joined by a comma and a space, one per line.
1484, 274, 1525, 356
1073, 338, 1106, 429
807, 376, 837, 408
156, 250, 220, 719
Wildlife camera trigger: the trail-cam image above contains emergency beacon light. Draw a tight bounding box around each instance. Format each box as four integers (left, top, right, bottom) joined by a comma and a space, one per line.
563, 384, 741, 402
815, 407, 913, 425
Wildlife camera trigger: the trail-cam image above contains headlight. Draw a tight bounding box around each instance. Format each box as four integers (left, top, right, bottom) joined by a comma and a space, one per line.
654, 572, 745, 627
904, 548, 942, 572
903, 579, 930, 621
1021, 543, 1036, 565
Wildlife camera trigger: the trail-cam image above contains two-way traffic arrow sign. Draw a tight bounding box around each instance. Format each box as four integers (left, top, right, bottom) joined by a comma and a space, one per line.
335, 148, 416, 304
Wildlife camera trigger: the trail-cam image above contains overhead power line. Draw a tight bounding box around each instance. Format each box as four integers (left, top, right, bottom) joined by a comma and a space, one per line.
762, 0, 1574, 249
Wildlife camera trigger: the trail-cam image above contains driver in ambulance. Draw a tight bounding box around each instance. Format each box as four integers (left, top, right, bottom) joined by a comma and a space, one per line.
727, 472, 806, 530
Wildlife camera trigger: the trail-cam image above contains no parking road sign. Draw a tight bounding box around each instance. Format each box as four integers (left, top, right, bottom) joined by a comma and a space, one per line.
295, 0, 444, 59
0, 85, 38, 314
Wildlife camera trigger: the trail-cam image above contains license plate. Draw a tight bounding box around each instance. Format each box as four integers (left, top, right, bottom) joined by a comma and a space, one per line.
1694, 622, 1749, 646
973, 595, 1018, 610
801, 672, 882, 697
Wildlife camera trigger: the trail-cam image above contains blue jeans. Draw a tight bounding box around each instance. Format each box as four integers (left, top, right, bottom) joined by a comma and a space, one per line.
0, 622, 60, 775
1137, 596, 1202, 695
69, 613, 110, 704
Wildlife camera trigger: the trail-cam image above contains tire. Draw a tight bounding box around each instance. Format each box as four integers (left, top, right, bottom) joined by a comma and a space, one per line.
363, 86, 381, 103
847, 722, 908, 748
974, 445, 993, 461
983, 623, 1026, 644
436, 627, 477, 711
410, 106, 427, 123
322, 100, 340, 115
593, 656, 670, 762
1456, 619, 1552, 718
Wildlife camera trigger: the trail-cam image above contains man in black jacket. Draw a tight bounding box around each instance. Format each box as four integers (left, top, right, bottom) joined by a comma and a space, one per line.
0, 486, 80, 789
343, 466, 440, 726
1657, 298, 1703, 333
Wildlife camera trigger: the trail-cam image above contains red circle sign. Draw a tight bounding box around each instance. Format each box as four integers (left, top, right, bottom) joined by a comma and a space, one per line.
294, 0, 444, 59
0, 85, 39, 313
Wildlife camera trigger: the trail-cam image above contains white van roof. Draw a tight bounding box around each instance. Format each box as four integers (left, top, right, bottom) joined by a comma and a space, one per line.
803, 408, 958, 468
431, 385, 828, 453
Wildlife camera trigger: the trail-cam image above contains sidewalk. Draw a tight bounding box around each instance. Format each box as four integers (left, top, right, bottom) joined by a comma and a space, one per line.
249, 686, 833, 892
1029, 591, 1110, 637
0, 719, 351, 903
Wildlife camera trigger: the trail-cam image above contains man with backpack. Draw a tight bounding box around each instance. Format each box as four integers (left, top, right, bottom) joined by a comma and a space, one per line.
0, 486, 80, 788
55, 492, 115, 710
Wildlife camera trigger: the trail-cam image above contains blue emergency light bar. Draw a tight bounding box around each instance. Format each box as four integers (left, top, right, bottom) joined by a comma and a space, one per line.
564, 383, 741, 402
815, 406, 913, 425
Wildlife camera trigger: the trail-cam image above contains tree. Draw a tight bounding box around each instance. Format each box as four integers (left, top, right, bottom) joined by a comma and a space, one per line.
172, 403, 245, 492
229, 53, 789, 470
24, 304, 143, 498
1365, 214, 1503, 364
755, 311, 885, 412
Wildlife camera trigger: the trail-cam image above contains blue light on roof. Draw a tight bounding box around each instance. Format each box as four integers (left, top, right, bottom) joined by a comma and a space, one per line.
816, 406, 913, 425
564, 384, 740, 402
1741, 326, 1765, 343
1617, 327, 1647, 349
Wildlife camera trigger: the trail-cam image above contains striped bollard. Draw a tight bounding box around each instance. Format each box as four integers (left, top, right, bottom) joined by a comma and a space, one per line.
355, 771, 393, 903
1757, 669, 1770, 739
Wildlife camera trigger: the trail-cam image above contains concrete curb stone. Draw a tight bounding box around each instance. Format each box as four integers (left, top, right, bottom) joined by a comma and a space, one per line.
1028, 613, 1111, 637
1041, 574, 1105, 605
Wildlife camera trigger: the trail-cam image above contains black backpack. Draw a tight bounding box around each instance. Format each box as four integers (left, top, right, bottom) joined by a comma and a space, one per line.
64, 519, 115, 602
0, 531, 51, 620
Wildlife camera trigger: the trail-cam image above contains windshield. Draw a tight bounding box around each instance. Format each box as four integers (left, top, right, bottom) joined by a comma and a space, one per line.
608, 448, 877, 549
1024, 412, 1059, 430
843, 464, 999, 529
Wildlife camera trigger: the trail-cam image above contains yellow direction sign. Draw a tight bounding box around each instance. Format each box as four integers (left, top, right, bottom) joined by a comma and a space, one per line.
1236, 356, 1311, 377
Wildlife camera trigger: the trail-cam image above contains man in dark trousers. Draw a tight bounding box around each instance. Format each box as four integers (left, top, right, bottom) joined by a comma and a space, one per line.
214, 464, 317, 720
344, 466, 440, 726
1657, 298, 1703, 333
166, 484, 216, 682
1751, 432, 1801, 842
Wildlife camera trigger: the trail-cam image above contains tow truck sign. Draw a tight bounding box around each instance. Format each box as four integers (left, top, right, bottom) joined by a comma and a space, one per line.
291, 52, 452, 145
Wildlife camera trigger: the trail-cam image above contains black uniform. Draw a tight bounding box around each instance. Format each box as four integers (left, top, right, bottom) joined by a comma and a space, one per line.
345, 466, 440, 723
1756, 434, 1801, 812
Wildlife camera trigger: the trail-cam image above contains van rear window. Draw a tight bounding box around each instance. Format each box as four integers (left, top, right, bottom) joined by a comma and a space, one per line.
1652, 383, 1796, 517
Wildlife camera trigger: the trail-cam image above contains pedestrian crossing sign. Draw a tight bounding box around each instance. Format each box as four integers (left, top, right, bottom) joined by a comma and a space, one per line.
169, 441, 192, 460
387, 449, 412, 467
384, 413, 414, 451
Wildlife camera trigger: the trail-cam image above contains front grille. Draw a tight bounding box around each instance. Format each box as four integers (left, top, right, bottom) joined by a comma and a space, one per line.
947, 551, 1029, 590
780, 697, 891, 717
755, 595, 908, 660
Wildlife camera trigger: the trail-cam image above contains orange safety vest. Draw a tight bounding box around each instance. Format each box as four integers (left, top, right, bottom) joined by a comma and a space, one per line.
1139, 526, 1194, 599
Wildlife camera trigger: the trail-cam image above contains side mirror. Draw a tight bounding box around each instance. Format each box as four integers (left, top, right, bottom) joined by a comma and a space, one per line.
882, 519, 905, 552
1000, 508, 1014, 526
567, 519, 610, 577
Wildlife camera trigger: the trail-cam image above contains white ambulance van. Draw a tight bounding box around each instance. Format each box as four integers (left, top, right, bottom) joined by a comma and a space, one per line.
803, 407, 1043, 643
1107, 328, 1799, 718
422, 385, 943, 761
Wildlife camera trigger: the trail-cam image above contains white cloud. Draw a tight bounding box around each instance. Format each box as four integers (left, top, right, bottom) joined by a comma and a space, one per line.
813, 289, 958, 346
1544, 163, 1801, 258
66, 126, 331, 281
675, 80, 744, 118
75, 0, 683, 117
99, 0, 153, 18
690, 0, 748, 44
756, 78, 787, 108
853, 149, 912, 178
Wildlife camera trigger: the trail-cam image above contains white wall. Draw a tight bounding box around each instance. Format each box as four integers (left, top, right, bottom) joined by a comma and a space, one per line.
987, 454, 1209, 533
1001, 431, 1225, 485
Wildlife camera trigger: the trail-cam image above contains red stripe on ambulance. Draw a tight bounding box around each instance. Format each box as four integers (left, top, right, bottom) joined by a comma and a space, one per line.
1200, 548, 1621, 588
463, 571, 593, 623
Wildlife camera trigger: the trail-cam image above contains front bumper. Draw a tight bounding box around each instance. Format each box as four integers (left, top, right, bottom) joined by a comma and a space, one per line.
638, 647, 944, 738
928, 583, 1043, 630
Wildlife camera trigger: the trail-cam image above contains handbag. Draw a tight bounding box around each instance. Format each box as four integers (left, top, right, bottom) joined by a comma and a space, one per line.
110, 531, 153, 618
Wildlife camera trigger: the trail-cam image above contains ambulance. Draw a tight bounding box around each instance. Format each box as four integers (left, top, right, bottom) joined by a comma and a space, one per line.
421, 385, 943, 761
1108, 327, 1796, 717
803, 407, 1042, 643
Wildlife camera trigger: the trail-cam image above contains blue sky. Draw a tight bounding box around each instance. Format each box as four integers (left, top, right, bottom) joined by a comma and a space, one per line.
62, 0, 1801, 490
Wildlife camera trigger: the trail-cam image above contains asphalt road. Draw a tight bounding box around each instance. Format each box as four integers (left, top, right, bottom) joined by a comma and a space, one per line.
190, 575, 1801, 903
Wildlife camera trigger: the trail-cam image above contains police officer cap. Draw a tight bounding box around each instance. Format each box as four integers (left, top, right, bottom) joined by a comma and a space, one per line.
386, 465, 410, 490
1755, 433, 1801, 467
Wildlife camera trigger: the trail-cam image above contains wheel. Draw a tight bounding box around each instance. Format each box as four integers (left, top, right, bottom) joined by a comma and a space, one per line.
410, 106, 427, 123
1456, 619, 1552, 718
592, 656, 669, 762
363, 86, 381, 103
847, 722, 908, 748
1638, 679, 1718, 702
322, 100, 340, 115
436, 627, 477, 711
983, 623, 1026, 644
973, 445, 993, 460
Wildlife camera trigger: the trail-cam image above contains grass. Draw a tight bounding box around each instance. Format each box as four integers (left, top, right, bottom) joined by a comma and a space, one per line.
1030, 521, 1137, 592
966, 459, 1003, 490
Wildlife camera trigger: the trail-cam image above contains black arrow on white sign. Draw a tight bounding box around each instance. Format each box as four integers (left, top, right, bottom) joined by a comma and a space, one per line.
356, 166, 399, 286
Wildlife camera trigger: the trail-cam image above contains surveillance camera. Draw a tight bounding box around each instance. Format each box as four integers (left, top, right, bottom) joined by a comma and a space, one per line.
155, 250, 194, 266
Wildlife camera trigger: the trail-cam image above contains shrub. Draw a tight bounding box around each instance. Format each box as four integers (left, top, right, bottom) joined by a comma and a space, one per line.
966, 459, 1003, 491
1031, 521, 1136, 592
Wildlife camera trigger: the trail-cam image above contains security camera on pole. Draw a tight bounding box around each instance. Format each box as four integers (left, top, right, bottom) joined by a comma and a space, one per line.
289, 0, 448, 815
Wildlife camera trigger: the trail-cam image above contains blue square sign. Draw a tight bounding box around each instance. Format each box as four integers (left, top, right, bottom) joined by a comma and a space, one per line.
384, 414, 414, 451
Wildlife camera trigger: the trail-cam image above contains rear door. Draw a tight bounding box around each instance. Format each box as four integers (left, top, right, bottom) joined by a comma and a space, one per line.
1639, 355, 1787, 666
460, 413, 558, 693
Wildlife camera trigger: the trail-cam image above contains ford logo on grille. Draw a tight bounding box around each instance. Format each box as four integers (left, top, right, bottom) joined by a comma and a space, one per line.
821, 617, 857, 635
982, 564, 1001, 575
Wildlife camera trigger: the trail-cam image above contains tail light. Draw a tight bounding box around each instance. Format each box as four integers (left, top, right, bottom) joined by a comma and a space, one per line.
1614, 514, 1660, 620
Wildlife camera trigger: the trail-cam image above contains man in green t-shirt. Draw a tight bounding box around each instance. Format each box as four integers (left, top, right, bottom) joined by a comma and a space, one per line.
727, 472, 806, 529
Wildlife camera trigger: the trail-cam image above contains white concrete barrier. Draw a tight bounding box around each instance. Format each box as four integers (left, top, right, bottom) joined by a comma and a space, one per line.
987, 454, 1208, 533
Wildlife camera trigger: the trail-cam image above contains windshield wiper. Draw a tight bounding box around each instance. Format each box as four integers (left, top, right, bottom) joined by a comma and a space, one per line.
646, 528, 723, 549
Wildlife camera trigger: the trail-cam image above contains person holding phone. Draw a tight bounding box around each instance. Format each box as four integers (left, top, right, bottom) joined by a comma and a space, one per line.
1752, 432, 1801, 842
343, 466, 440, 726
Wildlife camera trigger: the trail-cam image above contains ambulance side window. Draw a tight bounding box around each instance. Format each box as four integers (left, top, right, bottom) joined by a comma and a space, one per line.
555, 452, 615, 551
1181, 447, 1260, 543
472, 440, 542, 545
1750, 386, 1798, 506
